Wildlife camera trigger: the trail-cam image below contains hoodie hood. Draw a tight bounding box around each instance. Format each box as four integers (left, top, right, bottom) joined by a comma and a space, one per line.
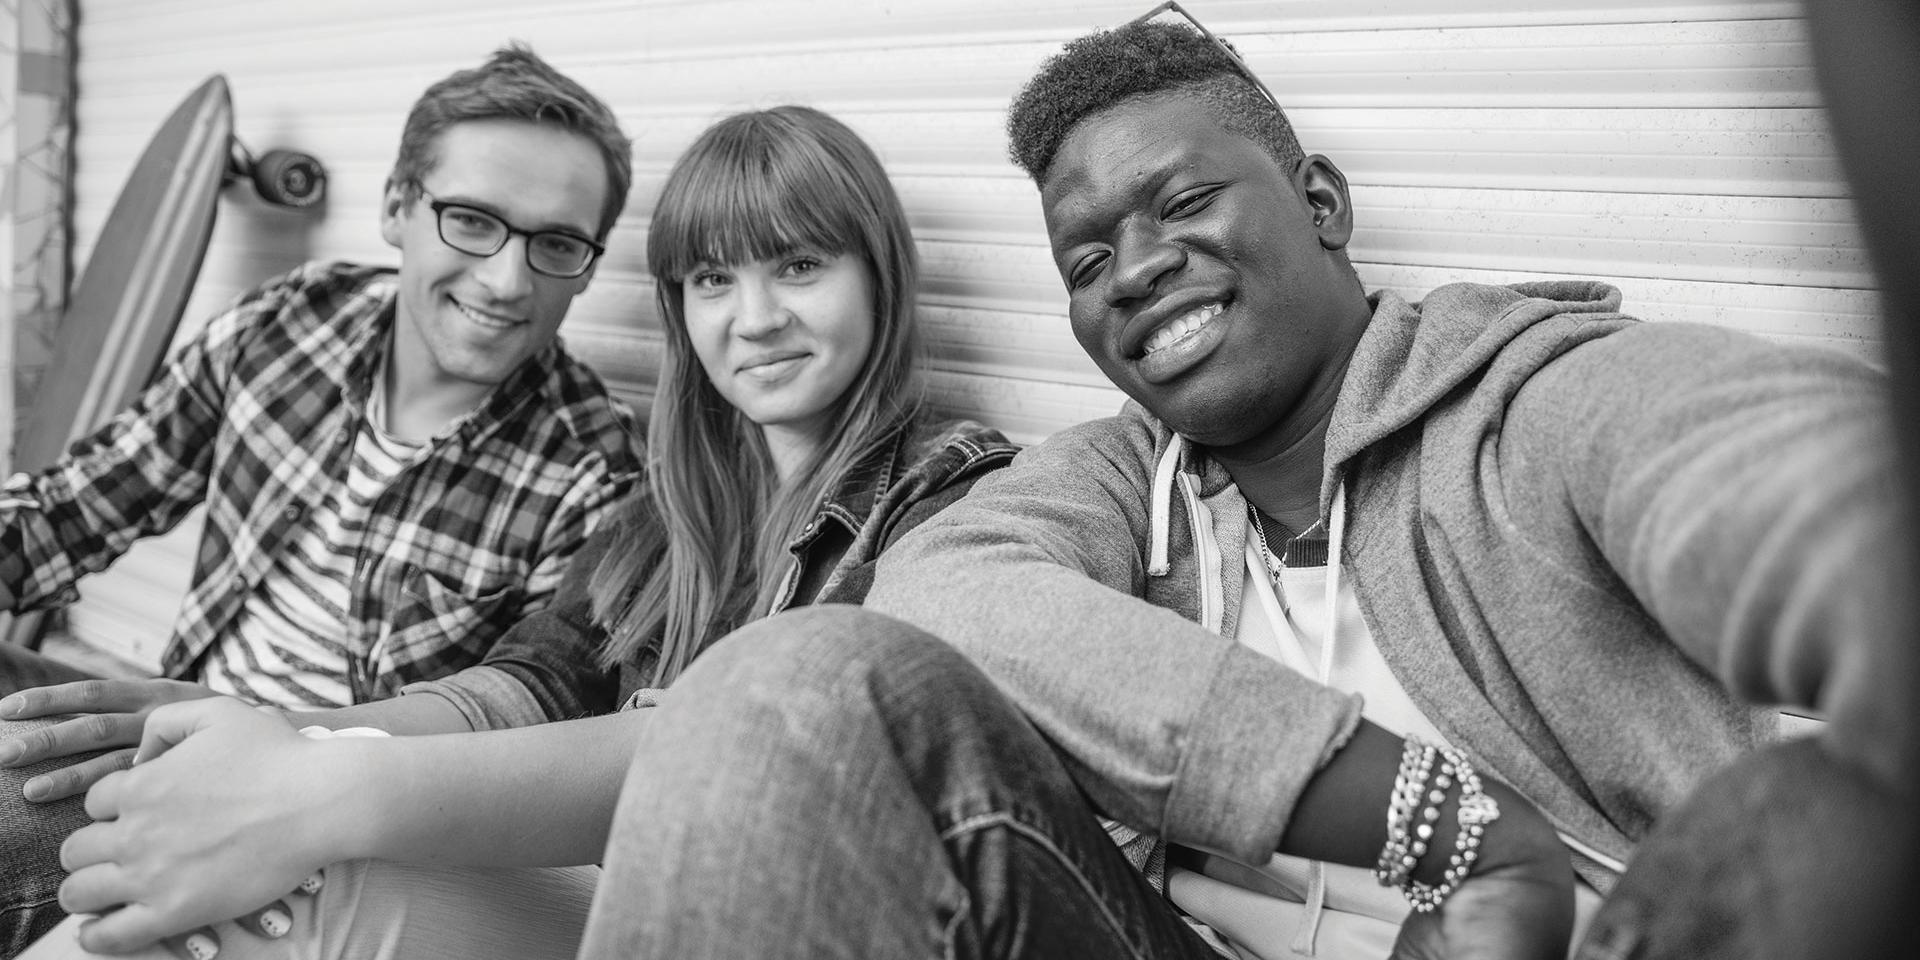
1321, 280, 1626, 511
1143, 280, 1629, 538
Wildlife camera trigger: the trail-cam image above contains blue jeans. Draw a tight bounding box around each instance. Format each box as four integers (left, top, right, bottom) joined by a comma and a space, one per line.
580, 605, 1222, 958
0, 643, 102, 960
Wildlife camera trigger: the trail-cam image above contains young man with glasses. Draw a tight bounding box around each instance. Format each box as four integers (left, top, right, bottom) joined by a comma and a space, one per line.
0, 44, 641, 955
570, 9, 1910, 960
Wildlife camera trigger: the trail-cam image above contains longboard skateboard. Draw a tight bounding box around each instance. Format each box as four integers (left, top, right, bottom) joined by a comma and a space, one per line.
5, 75, 327, 648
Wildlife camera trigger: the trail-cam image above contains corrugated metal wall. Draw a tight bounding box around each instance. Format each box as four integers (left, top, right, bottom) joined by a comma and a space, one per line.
57, 0, 1879, 670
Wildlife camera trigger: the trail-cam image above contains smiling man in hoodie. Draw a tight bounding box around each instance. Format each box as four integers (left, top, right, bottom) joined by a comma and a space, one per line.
572, 15, 1911, 960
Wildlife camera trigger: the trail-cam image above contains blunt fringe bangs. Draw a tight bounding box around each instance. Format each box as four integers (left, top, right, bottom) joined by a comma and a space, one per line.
647, 111, 877, 287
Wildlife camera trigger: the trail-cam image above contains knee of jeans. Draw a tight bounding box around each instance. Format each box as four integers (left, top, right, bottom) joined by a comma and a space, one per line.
0, 719, 90, 873
0, 717, 69, 789
670, 605, 965, 715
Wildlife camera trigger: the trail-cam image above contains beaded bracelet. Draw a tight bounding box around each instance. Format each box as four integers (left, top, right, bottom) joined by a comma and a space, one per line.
1402, 746, 1502, 913
1373, 736, 1437, 888
1373, 738, 1427, 884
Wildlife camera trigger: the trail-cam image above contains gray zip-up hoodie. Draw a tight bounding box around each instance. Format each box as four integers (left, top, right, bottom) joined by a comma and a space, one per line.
867, 280, 1897, 888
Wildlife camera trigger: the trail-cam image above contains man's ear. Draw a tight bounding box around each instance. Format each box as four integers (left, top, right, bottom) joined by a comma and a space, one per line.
1296, 155, 1354, 252
378, 181, 409, 248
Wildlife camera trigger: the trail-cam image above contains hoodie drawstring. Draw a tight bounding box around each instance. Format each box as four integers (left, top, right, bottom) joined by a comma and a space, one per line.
1319, 481, 1348, 689
1150, 442, 1362, 955
1148, 439, 1181, 576
1291, 479, 1348, 956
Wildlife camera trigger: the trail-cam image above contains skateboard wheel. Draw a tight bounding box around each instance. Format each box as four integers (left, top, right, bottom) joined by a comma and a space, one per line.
251, 149, 327, 208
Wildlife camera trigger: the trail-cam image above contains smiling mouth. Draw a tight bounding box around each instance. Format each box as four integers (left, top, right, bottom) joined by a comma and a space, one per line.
452, 298, 526, 330
1142, 302, 1224, 356
741, 353, 810, 377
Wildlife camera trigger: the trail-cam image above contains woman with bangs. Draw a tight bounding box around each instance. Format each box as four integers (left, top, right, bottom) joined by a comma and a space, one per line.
25, 105, 1016, 960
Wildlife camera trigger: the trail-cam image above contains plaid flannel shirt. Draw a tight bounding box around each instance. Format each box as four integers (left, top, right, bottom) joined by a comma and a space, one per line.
0, 261, 643, 701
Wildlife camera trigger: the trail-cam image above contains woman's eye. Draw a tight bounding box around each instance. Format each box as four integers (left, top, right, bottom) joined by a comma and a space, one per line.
782, 256, 823, 279
688, 270, 730, 291
1165, 187, 1221, 219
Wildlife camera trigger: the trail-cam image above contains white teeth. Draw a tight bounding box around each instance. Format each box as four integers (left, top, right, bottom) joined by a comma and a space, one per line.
1143, 302, 1222, 356
455, 300, 520, 328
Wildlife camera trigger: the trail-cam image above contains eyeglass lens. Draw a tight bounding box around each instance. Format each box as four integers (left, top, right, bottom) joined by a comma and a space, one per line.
435, 202, 596, 278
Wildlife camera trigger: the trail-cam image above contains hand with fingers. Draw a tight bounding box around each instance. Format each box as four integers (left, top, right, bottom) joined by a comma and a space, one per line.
17, 873, 324, 960
1389, 846, 1575, 960
1386, 780, 1576, 960
152, 872, 325, 960
0, 678, 222, 802
56, 698, 354, 955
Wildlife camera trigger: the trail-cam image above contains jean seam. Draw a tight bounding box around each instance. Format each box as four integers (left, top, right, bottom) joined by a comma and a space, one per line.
2, 892, 63, 915
3, 893, 67, 960
940, 811, 1152, 960
942, 886, 969, 960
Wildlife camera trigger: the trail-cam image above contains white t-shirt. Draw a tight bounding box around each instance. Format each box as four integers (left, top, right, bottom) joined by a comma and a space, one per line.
202, 403, 425, 709
1164, 520, 1605, 959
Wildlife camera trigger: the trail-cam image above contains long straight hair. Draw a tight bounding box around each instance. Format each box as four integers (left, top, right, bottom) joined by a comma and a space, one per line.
590, 106, 925, 684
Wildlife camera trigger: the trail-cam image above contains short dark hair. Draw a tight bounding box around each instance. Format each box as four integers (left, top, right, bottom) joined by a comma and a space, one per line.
1006, 20, 1304, 185
388, 43, 633, 239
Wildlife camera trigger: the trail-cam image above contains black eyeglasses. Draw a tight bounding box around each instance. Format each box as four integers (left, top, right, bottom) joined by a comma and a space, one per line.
1129, 1, 1281, 110
420, 190, 605, 279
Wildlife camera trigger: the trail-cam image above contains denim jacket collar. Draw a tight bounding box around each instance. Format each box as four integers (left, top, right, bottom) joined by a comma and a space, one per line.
765, 413, 1018, 615
800, 428, 903, 548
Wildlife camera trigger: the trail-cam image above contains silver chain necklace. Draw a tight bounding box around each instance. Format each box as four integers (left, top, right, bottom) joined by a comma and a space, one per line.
1247, 502, 1286, 583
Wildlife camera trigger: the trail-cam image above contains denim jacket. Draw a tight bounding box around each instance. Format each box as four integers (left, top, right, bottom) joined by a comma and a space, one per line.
403, 413, 1018, 729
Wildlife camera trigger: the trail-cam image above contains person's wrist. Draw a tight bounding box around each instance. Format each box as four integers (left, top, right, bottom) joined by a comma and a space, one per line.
1464, 778, 1571, 887
1384, 748, 1569, 895
301, 735, 391, 865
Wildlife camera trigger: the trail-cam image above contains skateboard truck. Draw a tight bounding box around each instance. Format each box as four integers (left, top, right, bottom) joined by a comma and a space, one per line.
226, 139, 327, 209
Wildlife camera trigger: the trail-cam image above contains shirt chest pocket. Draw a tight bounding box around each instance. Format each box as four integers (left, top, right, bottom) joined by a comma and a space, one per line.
372, 563, 525, 683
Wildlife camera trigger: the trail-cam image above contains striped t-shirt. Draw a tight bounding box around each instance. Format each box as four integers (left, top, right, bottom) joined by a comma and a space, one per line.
202, 409, 425, 709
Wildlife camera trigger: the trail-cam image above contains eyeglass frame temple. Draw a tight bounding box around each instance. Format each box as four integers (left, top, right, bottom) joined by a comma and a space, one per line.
1126, 0, 1282, 109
